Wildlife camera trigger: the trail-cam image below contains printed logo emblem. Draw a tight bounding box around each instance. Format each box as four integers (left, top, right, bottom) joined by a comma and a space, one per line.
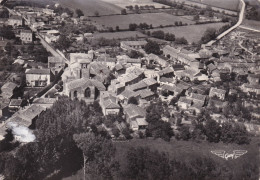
211, 150, 247, 160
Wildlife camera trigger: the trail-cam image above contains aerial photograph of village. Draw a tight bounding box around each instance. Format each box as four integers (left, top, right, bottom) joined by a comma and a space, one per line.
0, 0, 259, 179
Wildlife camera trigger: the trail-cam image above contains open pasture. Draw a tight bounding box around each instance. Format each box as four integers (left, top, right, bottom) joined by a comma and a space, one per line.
173, 0, 239, 14
189, 0, 240, 11
90, 12, 194, 29
102, 0, 170, 9
150, 22, 228, 43
58, 0, 123, 16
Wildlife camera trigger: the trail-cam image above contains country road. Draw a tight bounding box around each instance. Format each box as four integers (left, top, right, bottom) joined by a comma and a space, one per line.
239, 25, 260, 33
205, 0, 246, 46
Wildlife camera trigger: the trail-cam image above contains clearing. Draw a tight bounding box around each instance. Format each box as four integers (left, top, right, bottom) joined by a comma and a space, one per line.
90, 13, 194, 29
150, 22, 228, 43
101, 0, 170, 9
57, 0, 122, 16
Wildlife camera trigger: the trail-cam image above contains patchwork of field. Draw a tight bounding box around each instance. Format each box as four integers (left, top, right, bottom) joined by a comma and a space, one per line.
93, 31, 147, 39
150, 22, 228, 43
57, 0, 123, 16
90, 13, 194, 29
101, 0, 170, 9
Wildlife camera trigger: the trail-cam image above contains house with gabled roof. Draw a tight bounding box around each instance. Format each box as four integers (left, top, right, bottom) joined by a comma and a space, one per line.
1, 82, 19, 99
100, 92, 120, 115
209, 87, 226, 100
177, 97, 192, 110
25, 68, 52, 87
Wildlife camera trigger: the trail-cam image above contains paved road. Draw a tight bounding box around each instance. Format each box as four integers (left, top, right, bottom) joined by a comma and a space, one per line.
4, 6, 70, 65
205, 0, 245, 46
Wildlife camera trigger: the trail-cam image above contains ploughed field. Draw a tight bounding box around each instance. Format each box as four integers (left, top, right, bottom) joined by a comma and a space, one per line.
150, 22, 228, 43
90, 12, 195, 29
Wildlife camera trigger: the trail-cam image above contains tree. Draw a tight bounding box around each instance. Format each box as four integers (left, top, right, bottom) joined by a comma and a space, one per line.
94, 11, 99, 17
56, 34, 71, 51
75, 8, 84, 18
128, 96, 139, 105
125, 147, 171, 180
144, 40, 161, 55
165, 33, 175, 41
127, 50, 144, 58
116, 26, 120, 31
204, 119, 221, 143
178, 126, 190, 140
121, 9, 127, 15
0, 25, 15, 39
73, 133, 119, 180
151, 30, 165, 39
201, 28, 216, 44
129, 23, 138, 31
4, 42, 13, 53
193, 14, 200, 21
175, 37, 188, 45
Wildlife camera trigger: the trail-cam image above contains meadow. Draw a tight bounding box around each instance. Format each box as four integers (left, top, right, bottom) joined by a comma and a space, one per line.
172, 0, 239, 15
57, 0, 123, 16
90, 13, 194, 29
150, 22, 228, 43
101, 0, 170, 9
189, 0, 240, 11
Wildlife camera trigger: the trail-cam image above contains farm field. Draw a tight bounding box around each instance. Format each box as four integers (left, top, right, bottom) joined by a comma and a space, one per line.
115, 138, 259, 179
172, 0, 239, 15
189, 0, 240, 11
57, 0, 123, 16
90, 13, 195, 29
242, 19, 260, 30
101, 0, 170, 9
150, 22, 228, 43
93, 31, 147, 40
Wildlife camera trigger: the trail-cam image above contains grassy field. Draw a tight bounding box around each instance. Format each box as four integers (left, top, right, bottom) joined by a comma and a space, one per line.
93, 31, 147, 39
172, 0, 239, 14
189, 0, 240, 11
242, 19, 260, 30
115, 138, 259, 179
102, 0, 170, 9
150, 22, 228, 43
90, 13, 194, 29
57, 0, 123, 16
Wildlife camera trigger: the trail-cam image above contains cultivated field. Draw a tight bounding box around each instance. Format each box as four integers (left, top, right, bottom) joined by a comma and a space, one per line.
57, 0, 123, 16
150, 22, 228, 43
93, 31, 147, 40
189, 0, 240, 11
172, 0, 239, 14
242, 19, 260, 30
90, 13, 194, 29
102, 0, 170, 9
